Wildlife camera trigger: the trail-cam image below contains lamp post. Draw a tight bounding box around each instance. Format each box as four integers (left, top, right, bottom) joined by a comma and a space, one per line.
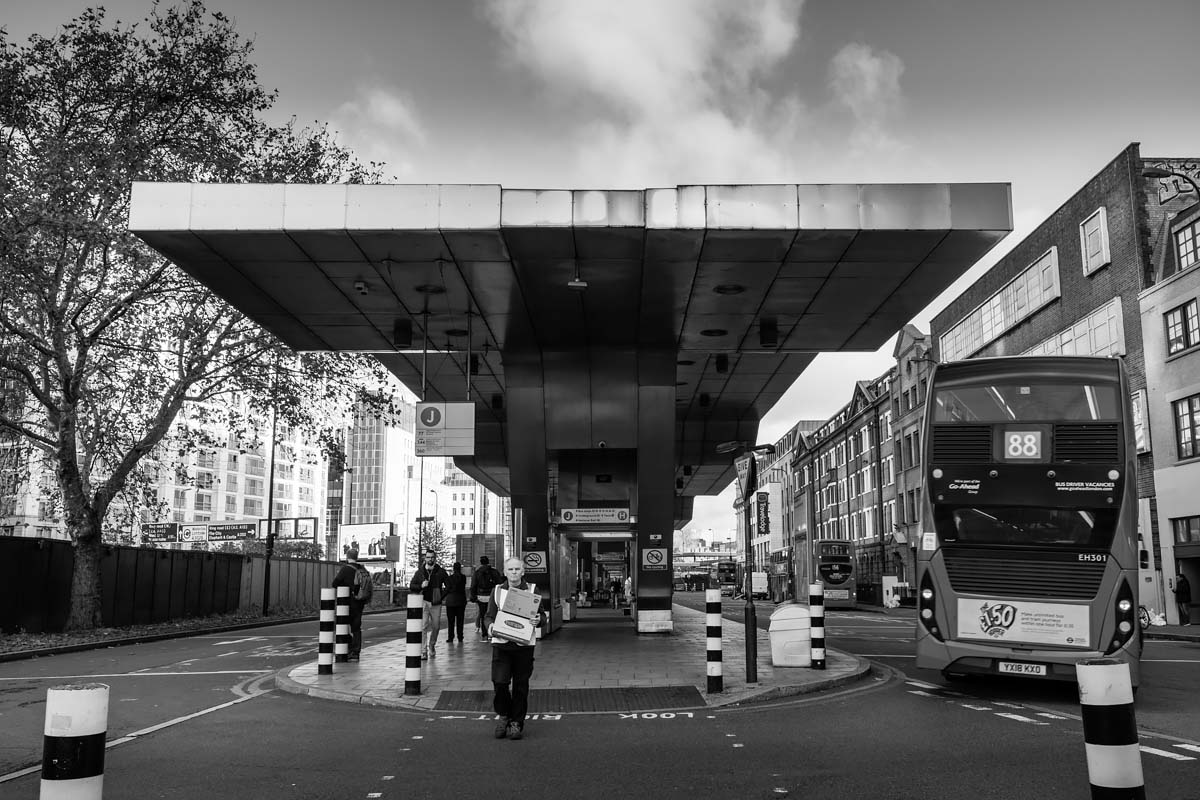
716, 439, 777, 683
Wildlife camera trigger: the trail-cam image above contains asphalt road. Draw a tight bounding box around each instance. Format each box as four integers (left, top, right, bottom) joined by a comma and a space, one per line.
2, 601, 1197, 799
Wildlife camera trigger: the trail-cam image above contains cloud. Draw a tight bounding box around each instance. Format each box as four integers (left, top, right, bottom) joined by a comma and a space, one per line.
827, 42, 906, 155
329, 87, 427, 179
483, 0, 808, 185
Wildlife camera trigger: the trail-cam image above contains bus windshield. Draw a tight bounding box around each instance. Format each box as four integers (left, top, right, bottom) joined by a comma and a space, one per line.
934, 505, 1117, 548
933, 381, 1120, 423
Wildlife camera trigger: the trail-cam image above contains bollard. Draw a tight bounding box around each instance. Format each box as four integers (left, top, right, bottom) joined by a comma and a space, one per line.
809, 582, 825, 670
318, 587, 336, 675
41, 683, 108, 800
404, 592, 423, 696
335, 585, 350, 663
1077, 659, 1144, 799
705, 588, 723, 694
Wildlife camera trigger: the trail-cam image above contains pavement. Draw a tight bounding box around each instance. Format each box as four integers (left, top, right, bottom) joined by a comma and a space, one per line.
275, 602, 872, 713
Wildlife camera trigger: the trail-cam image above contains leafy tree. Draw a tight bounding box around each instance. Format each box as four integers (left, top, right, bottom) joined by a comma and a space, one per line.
407, 520, 456, 576
0, 2, 391, 630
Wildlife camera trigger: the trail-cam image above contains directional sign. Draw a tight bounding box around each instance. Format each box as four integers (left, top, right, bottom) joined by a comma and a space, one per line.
206, 522, 256, 542
180, 525, 208, 543
641, 548, 668, 571
558, 508, 630, 525
415, 402, 475, 456
141, 522, 178, 543
522, 551, 547, 572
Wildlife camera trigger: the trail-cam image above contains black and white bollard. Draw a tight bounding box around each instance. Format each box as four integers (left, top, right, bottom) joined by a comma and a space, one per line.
318, 587, 335, 675
705, 588, 723, 694
41, 683, 108, 799
335, 585, 350, 663
405, 592, 423, 696
1077, 658, 1144, 799
809, 582, 825, 670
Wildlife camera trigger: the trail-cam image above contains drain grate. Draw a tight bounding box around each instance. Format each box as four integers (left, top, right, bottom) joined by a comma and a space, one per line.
435, 685, 704, 713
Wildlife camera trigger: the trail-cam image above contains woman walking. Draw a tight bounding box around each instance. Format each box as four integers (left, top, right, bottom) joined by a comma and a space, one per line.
444, 561, 468, 642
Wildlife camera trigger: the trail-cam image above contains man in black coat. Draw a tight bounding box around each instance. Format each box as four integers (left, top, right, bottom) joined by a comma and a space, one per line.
331, 548, 367, 660
409, 549, 449, 658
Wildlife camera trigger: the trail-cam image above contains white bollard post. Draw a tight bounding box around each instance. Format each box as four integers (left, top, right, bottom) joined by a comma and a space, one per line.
41, 683, 108, 800
1077, 659, 1144, 799
809, 582, 825, 670
318, 587, 335, 675
335, 585, 350, 663
705, 588, 723, 694
405, 591, 423, 696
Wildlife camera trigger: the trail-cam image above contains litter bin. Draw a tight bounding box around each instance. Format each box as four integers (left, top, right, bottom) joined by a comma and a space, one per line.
768, 602, 812, 667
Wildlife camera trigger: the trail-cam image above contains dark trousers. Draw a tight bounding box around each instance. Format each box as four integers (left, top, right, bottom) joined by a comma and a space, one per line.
1179, 601, 1191, 625
491, 646, 536, 724
475, 601, 489, 631
349, 601, 364, 655
446, 604, 466, 640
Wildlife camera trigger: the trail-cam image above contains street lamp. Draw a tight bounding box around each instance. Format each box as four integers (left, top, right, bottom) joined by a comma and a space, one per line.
716, 439, 777, 683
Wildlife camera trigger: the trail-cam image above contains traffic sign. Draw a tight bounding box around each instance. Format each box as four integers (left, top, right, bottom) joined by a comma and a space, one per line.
415, 402, 475, 456
641, 548, 668, 571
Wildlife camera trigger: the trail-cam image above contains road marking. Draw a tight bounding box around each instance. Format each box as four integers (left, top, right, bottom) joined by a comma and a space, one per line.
995, 713, 1048, 725
216, 651, 240, 657
0, 670, 272, 681
908, 690, 938, 697
212, 637, 266, 645
1140, 746, 1194, 761
1175, 744, 1200, 754
962, 704, 992, 711
905, 680, 939, 689
1036, 712, 1066, 720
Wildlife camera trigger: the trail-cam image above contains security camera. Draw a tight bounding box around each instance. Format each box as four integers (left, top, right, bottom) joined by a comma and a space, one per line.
353, 280, 368, 295
598, 440, 607, 449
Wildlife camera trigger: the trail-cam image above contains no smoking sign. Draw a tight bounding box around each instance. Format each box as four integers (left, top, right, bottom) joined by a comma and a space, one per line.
523, 551, 547, 572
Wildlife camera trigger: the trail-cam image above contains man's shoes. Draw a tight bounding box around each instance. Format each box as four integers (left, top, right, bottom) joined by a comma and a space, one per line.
447, 639, 453, 644
506, 721, 523, 740
348, 653, 360, 662
494, 717, 509, 739
421, 649, 428, 660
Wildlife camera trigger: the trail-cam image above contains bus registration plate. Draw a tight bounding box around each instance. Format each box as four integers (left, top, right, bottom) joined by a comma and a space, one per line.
999, 661, 1046, 676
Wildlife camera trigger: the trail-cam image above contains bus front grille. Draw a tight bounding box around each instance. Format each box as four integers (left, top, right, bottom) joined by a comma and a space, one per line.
942, 552, 1105, 599
931, 426, 992, 462
1053, 423, 1120, 462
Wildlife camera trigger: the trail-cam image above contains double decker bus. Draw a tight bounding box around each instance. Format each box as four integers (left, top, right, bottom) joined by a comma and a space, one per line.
800, 539, 858, 608
915, 356, 1142, 685
714, 560, 737, 595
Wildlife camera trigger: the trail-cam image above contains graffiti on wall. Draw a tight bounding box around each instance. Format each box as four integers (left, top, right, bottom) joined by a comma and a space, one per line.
1147, 161, 1200, 204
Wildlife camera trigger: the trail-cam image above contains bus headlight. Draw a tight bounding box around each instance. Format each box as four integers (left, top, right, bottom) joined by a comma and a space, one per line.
1105, 579, 1137, 655
921, 588, 934, 601
1118, 621, 1132, 634
1118, 599, 1132, 613
918, 571, 943, 642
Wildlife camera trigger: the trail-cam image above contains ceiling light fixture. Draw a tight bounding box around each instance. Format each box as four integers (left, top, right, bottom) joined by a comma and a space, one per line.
567, 263, 588, 291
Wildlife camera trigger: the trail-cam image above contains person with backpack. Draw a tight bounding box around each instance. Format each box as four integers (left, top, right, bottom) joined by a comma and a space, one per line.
331, 548, 372, 661
443, 561, 468, 643
473, 555, 502, 642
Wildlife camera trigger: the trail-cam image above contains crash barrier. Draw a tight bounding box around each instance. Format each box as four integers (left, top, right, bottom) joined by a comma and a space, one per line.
1076, 659, 1143, 799
768, 602, 812, 667
318, 587, 335, 675
809, 582, 826, 670
41, 683, 108, 799
705, 588, 722, 693
405, 592, 423, 695
335, 586, 350, 662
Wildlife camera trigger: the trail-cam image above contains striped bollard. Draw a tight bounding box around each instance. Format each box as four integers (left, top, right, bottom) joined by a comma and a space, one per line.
809, 582, 826, 670
705, 588, 723, 693
335, 585, 350, 663
318, 587, 335, 675
1077, 659, 1144, 799
41, 683, 108, 800
405, 591, 423, 695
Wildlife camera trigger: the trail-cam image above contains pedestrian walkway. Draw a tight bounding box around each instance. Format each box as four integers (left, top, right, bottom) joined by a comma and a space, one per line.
276, 603, 871, 713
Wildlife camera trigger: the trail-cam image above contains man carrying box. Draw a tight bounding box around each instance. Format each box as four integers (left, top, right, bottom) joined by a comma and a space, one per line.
484, 557, 547, 741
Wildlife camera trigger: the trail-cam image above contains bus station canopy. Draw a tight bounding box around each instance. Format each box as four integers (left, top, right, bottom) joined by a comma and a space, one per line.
129, 182, 1011, 525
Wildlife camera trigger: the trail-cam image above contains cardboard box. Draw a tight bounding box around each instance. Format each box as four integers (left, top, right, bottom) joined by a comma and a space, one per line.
491, 609, 538, 645
501, 586, 541, 619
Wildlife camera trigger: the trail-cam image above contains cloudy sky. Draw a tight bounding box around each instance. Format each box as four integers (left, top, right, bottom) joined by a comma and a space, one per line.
8, 0, 1200, 538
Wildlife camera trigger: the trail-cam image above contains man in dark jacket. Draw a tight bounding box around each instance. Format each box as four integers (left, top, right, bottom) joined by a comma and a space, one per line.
473, 555, 502, 641
484, 557, 547, 741
409, 549, 449, 658
1173, 572, 1192, 626
331, 548, 367, 660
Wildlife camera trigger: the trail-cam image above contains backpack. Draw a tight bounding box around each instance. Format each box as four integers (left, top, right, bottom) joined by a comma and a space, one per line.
475, 565, 500, 598
353, 564, 374, 603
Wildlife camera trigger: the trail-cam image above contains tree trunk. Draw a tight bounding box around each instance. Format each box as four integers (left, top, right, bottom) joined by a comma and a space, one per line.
65, 517, 104, 631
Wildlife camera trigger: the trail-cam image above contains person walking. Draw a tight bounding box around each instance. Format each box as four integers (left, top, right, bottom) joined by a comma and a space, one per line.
473, 555, 502, 641
331, 548, 370, 661
409, 549, 449, 659
484, 557, 547, 741
444, 561, 468, 643
1173, 571, 1192, 626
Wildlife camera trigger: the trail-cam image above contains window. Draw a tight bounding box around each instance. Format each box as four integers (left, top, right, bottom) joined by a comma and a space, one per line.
244, 499, 263, 517
1024, 297, 1126, 358
1165, 299, 1200, 355
196, 471, 214, 490
1173, 516, 1200, 544
173, 489, 188, 509
1177, 218, 1200, 272
1080, 207, 1111, 274
225, 496, 237, 513
194, 493, 212, 512
1174, 393, 1200, 459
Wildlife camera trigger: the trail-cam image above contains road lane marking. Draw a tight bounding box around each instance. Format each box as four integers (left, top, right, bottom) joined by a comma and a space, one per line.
212, 637, 266, 645
905, 680, 939, 689
1140, 746, 1194, 761
995, 713, 1048, 725
962, 704, 992, 711
216, 651, 240, 657
1176, 744, 1200, 754
0, 670, 272, 681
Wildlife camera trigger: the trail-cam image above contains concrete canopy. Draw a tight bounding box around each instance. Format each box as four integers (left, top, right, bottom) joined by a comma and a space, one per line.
129, 182, 1012, 528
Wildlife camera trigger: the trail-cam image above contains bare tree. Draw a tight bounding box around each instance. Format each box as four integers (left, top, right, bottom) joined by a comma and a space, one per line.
0, 2, 391, 629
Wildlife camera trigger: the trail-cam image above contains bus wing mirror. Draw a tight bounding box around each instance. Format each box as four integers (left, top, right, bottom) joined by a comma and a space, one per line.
1139, 550, 1149, 569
